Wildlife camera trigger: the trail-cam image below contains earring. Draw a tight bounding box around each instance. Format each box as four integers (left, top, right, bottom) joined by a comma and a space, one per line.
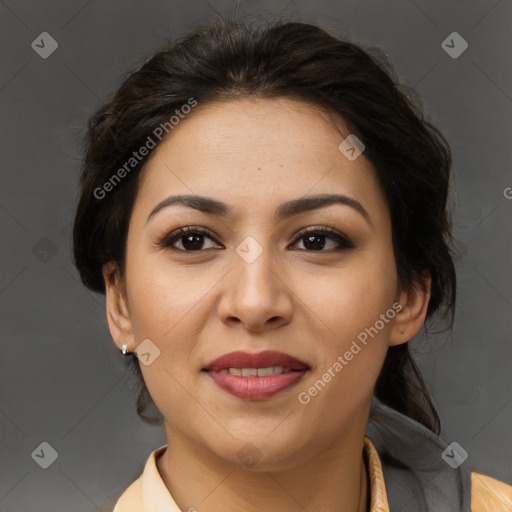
121, 343, 133, 356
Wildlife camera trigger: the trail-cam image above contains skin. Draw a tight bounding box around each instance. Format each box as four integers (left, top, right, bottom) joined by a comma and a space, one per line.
104, 97, 431, 512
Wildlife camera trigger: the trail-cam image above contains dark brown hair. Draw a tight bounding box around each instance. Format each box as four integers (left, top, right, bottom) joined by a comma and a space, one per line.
72, 15, 458, 434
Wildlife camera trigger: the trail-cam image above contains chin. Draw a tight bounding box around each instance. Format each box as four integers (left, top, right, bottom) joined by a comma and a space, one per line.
206, 430, 312, 472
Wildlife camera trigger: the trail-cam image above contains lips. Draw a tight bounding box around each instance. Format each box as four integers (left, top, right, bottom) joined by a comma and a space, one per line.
202, 350, 309, 372
202, 350, 310, 400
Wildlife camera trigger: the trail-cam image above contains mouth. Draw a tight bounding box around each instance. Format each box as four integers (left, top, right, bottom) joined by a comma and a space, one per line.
203, 350, 310, 372
202, 350, 310, 400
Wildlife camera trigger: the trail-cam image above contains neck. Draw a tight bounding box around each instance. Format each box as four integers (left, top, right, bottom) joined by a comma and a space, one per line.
156, 424, 370, 512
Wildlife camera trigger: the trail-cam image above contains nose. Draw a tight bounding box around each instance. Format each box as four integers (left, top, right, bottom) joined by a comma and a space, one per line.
217, 240, 294, 333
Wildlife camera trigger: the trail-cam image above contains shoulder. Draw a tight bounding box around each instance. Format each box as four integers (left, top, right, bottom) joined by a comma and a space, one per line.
112, 445, 170, 512
112, 477, 144, 512
471, 471, 512, 511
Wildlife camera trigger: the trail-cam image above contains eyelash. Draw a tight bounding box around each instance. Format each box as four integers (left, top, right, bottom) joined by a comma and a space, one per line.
156, 225, 355, 253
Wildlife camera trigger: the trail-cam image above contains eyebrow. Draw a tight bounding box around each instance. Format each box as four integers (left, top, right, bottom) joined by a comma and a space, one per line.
146, 193, 373, 227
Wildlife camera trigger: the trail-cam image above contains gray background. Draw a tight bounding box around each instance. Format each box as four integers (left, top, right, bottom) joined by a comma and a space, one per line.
0, 1, 511, 510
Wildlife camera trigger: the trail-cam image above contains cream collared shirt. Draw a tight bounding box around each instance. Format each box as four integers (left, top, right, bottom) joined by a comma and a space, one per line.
113, 436, 512, 512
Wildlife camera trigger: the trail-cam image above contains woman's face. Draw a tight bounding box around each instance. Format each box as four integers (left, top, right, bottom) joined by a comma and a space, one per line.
105, 97, 428, 471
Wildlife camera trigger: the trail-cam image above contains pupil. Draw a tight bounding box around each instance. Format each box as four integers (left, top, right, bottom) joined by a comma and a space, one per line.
305, 235, 324, 250
183, 235, 203, 250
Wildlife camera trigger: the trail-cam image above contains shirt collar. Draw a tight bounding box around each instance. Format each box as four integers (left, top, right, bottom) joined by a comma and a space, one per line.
140, 444, 180, 511
363, 435, 390, 511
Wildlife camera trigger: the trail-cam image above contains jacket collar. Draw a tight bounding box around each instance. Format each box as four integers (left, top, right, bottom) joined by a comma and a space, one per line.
365, 396, 472, 511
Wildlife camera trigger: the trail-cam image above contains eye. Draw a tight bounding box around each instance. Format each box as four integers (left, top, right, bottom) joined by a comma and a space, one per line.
157, 225, 355, 253
157, 226, 222, 252
290, 226, 355, 252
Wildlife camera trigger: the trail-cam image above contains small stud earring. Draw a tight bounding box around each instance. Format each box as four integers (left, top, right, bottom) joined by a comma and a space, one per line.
121, 343, 133, 356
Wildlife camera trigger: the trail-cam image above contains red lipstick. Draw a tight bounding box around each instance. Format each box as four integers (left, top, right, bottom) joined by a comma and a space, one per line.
204, 350, 309, 372
202, 350, 309, 400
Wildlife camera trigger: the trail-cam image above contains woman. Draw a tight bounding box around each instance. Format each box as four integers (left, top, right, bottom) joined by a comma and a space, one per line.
72, 16, 511, 512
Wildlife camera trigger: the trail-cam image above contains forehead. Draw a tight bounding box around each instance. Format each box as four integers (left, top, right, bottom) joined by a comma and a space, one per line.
134, 97, 389, 228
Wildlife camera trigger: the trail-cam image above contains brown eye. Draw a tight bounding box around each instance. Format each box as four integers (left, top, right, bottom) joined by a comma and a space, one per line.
157, 225, 354, 253
291, 227, 355, 252
157, 227, 222, 252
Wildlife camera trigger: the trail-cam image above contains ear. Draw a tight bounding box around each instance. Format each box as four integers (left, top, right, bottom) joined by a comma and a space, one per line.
103, 262, 134, 351
389, 274, 431, 347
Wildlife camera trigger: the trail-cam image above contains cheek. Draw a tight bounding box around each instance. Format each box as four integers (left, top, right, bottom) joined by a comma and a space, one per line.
293, 272, 394, 432
127, 257, 207, 339
304, 254, 396, 336
129, 269, 205, 418
297, 252, 397, 386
